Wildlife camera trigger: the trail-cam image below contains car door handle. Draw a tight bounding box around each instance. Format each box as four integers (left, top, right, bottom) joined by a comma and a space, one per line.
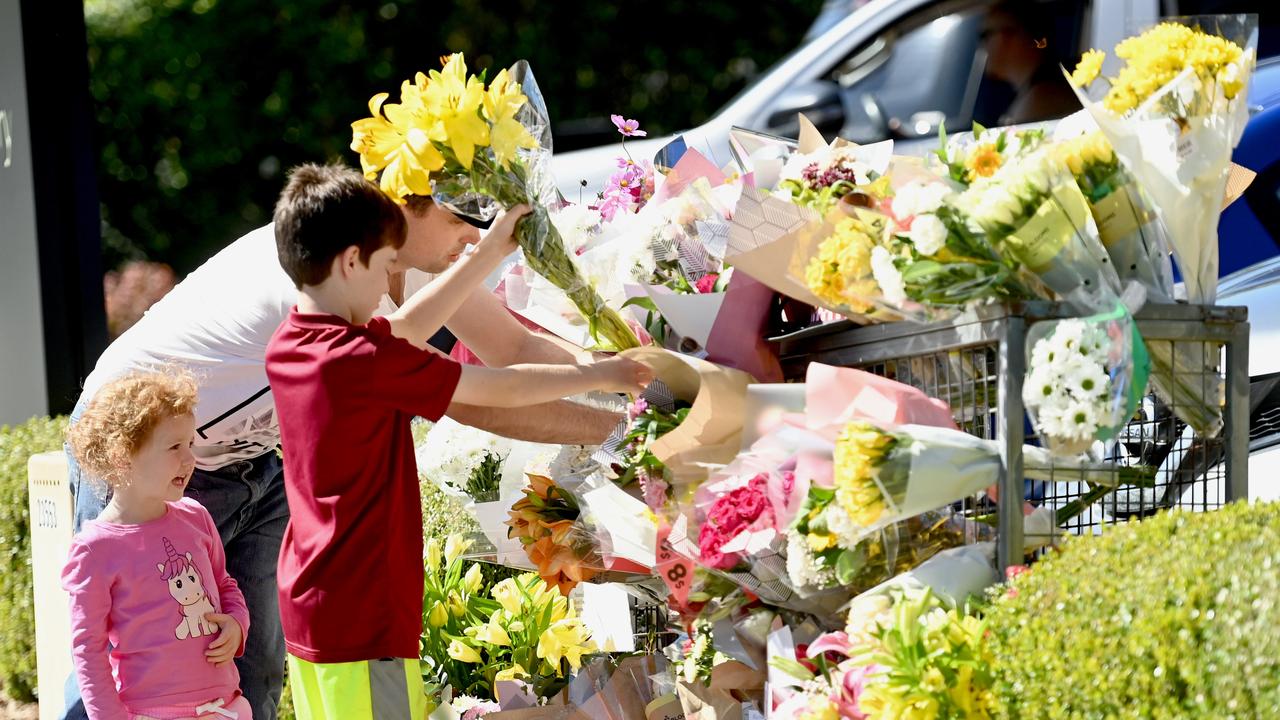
0, 109, 12, 168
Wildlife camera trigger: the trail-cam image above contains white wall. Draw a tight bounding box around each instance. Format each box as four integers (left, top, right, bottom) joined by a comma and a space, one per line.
0, 0, 50, 425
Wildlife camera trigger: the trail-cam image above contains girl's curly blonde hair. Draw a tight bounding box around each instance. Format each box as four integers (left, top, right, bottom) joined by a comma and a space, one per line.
67, 370, 198, 487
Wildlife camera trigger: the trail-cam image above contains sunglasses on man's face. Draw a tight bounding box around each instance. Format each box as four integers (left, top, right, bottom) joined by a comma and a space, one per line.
453, 212, 493, 230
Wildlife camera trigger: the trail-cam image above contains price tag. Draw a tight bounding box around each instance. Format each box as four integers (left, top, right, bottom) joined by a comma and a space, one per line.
655, 521, 696, 606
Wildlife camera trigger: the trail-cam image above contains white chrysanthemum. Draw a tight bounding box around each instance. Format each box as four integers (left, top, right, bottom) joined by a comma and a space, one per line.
549, 203, 602, 254
907, 213, 948, 256
1035, 404, 1068, 439
1048, 319, 1088, 355
894, 181, 952, 218
870, 246, 907, 305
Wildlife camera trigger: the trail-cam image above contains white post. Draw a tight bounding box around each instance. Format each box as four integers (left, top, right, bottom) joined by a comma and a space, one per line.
28, 451, 74, 720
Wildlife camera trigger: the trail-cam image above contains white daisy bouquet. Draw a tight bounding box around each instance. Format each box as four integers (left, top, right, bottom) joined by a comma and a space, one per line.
1023, 306, 1151, 457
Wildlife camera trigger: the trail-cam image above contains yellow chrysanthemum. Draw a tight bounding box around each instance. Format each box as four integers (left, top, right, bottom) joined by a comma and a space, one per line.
804, 216, 879, 310
1100, 22, 1246, 114
1069, 49, 1106, 88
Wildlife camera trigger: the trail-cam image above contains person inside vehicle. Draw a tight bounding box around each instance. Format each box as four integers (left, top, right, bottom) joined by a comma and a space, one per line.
980, 0, 1080, 125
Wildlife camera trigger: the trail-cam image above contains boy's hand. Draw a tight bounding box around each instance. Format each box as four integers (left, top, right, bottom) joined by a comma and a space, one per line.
592, 357, 654, 395
476, 204, 532, 259
204, 613, 243, 667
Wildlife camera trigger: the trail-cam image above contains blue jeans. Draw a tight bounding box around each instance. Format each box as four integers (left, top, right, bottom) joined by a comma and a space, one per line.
63, 439, 289, 720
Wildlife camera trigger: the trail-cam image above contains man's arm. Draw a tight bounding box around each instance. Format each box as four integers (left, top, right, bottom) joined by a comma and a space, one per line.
447, 286, 593, 366
450, 360, 649, 408
445, 400, 622, 444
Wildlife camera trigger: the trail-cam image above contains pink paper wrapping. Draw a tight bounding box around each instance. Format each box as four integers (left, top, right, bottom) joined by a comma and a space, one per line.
705, 273, 784, 383
804, 364, 956, 439
650, 148, 726, 205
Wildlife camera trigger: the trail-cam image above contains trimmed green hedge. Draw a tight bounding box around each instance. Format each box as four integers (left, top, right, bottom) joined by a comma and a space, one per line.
988, 501, 1280, 719
0, 416, 68, 702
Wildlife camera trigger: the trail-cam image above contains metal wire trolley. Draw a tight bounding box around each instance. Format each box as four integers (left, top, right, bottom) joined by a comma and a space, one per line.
773, 302, 1250, 572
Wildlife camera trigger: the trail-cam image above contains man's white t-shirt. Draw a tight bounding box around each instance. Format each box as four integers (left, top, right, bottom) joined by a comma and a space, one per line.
78, 224, 435, 470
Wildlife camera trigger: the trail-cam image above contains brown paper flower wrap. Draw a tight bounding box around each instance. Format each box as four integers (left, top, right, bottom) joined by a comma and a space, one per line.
618, 347, 754, 488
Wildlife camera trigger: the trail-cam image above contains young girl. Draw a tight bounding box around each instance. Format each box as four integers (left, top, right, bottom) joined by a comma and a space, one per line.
63, 371, 252, 720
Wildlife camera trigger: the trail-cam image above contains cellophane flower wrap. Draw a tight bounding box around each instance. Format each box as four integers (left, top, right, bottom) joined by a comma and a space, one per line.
1067, 15, 1257, 304
1052, 131, 1175, 300
1067, 16, 1257, 437
1023, 304, 1151, 457
505, 473, 602, 595
952, 148, 1122, 310
350, 53, 640, 350
802, 420, 1132, 550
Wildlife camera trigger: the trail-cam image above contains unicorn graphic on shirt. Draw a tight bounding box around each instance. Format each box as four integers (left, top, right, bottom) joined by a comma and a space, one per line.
156, 537, 218, 640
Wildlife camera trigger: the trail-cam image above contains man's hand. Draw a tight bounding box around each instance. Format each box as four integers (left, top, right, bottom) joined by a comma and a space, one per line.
475, 204, 531, 260
591, 357, 654, 395
204, 613, 243, 667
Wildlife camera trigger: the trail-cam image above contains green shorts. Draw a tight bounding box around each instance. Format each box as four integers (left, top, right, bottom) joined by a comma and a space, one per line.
286, 654, 429, 720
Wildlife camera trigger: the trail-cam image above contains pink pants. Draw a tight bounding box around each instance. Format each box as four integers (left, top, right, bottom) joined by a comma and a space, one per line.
130, 694, 252, 720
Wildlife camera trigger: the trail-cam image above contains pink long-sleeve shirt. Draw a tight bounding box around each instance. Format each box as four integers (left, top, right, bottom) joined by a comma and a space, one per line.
61, 498, 250, 720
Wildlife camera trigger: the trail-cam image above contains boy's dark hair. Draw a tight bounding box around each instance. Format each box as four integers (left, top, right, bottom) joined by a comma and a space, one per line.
273, 163, 407, 288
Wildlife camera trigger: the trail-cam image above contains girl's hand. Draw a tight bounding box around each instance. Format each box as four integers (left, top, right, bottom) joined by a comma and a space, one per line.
204, 614, 243, 667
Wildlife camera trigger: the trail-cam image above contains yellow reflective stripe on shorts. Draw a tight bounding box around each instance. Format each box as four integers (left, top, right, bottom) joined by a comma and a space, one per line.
287, 655, 427, 720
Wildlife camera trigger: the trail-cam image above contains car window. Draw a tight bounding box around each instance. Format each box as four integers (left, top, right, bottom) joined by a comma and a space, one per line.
808, 0, 1089, 143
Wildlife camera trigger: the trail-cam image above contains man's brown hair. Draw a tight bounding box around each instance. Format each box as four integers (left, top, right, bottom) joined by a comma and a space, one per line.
273, 163, 407, 288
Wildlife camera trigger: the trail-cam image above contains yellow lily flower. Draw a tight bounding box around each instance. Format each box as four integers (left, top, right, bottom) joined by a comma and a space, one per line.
424, 537, 442, 574
492, 578, 523, 615
464, 564, 484, 594
447, 639, 482, 664
473, 620, 511, 647
445, 534, 472, 564
427, 602, 448, 629
537, 618, 596, 673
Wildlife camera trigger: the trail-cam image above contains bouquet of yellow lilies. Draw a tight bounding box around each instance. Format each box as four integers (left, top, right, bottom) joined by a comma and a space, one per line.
456, 572, 599, 702
351, 53, 641, 350
420, 533, 497, 701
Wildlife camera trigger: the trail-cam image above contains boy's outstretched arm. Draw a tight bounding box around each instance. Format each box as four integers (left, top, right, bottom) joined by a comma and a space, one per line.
450, 357, 653, 408
385, 204, 530, 347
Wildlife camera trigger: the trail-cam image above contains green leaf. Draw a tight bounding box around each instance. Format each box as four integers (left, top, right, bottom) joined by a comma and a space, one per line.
768, 656, 816, 682
835, 546, 868, 584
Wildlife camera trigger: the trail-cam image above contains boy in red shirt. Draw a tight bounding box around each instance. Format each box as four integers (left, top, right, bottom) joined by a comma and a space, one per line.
264, 164, 651, 719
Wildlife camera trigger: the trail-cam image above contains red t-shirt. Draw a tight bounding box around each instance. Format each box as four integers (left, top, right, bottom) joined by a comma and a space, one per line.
265, 310, 461, 663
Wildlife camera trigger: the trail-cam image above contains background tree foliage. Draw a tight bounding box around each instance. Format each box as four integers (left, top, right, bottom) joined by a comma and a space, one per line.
85, 0, 823, 275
